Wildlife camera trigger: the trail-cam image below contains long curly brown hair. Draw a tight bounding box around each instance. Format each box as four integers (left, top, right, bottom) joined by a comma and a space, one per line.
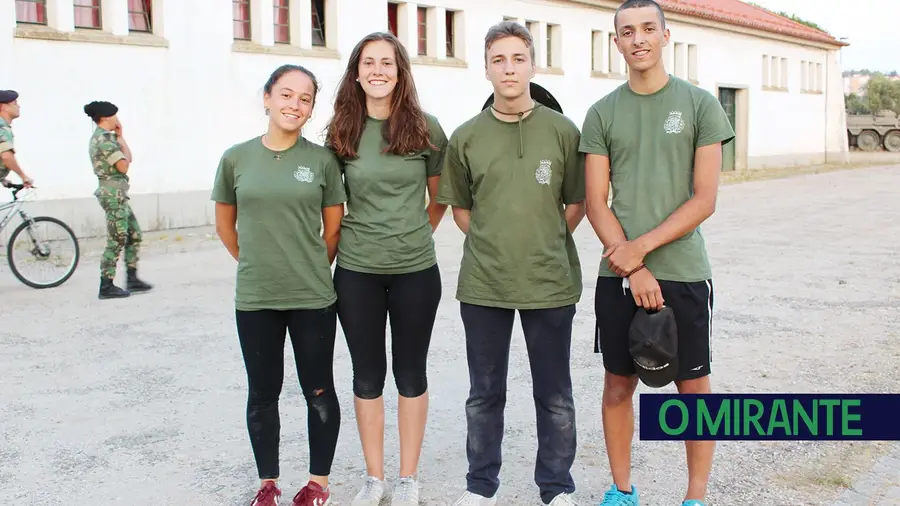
325, 32, 433, 159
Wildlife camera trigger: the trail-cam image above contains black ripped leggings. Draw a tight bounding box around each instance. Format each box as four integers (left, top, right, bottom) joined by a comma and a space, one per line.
334, 264, 442, 400
235, 305, 341, 479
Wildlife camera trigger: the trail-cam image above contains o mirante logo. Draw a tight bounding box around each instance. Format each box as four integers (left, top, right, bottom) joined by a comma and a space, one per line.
639, 394, 900, 441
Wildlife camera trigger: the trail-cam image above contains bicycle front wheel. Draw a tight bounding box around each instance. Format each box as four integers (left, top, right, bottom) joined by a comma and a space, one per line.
7, 216, 80, 289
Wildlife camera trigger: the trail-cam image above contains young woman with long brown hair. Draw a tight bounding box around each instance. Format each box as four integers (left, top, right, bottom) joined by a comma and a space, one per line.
324, 31, 448, 506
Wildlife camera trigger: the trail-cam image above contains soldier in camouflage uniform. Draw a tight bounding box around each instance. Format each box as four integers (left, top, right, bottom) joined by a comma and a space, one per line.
84, 100, 153, 299
0, 90, 35, 190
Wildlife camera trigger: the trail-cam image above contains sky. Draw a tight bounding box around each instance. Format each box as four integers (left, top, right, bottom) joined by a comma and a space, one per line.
746, 0, 897, 73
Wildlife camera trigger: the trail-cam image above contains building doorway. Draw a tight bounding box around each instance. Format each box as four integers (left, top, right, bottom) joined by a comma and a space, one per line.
718, 87, 737, 172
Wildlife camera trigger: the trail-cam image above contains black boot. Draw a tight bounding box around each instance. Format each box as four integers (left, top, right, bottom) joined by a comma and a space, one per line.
127, 267, 153, 293
99, 277, 130, 299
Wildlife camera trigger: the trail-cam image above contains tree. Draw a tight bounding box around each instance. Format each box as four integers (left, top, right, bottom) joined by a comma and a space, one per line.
845, 93, 870, 114
864, 74, 900, 117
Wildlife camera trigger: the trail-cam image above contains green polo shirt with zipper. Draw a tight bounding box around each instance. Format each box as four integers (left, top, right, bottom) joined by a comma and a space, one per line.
436, 104, 585, 310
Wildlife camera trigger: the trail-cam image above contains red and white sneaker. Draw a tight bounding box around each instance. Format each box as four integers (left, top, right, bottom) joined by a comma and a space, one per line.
251, 481, 282, 506
292, 480, 333, 506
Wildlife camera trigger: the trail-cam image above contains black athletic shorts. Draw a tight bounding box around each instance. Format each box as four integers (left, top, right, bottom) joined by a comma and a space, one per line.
594, 276, 714, 381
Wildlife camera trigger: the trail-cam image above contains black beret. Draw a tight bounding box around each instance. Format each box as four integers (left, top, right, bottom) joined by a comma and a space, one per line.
83, 100, 119, 119
0, 90, 19, 104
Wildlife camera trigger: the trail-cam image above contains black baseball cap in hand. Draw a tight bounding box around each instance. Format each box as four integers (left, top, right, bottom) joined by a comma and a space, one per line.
628, 306, 679, 388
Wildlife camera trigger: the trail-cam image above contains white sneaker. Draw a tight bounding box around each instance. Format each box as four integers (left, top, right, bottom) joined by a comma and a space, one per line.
548, 493, 579, 505
391, 476, 420, 506
452, 491, 497, 506
351, 476, 388, 506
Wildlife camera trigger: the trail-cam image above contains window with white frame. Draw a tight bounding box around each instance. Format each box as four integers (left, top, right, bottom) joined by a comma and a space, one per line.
230, 1, 333, 51
809, 62, 825, 93
15, 0, 47, 24
770, 55, 779, 88
800, 60, 808, 90
273, 0, 289, 43
128, 0, 152, 32
673, 42, 686, 79
15, 0, 160, 37
525, 20, 537, 43
761, 54, 791, 90
389, 2, 465, 62
545, 23, 561, 69
608, 32, 624, 75
780, 57, 788, 89
74, 0, 102, 29
388, 2, 398, 36
310, 0, 326, 47
445, 9, 454, 57
233, 0, 250, 40
687, 44, 698, 82
816, 63, 825, 93
591, 30, 606, 74
416, 6, 426, 55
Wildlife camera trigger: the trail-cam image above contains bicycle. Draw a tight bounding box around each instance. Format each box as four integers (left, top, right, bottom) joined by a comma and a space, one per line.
1, 183, 80, 288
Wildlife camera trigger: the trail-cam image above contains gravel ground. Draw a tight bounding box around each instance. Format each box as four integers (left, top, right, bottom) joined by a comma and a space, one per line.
1, 163, 898, 506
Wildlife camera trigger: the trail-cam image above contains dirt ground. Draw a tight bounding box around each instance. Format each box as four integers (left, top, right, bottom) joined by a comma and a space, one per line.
1, 162, 898, 505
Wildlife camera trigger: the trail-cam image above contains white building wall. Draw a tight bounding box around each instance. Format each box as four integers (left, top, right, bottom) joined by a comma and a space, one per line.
0, 0, 847, 237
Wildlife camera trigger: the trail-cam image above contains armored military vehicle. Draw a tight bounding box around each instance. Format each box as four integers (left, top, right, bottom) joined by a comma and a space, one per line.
846, 110, 900, 152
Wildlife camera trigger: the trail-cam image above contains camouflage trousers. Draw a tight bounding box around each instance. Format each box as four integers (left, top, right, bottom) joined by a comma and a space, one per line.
95, 187, 142, 280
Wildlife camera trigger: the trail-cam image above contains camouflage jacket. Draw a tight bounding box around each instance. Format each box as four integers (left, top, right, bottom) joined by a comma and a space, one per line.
0, 117, 13, 179
89, 126, 128, 185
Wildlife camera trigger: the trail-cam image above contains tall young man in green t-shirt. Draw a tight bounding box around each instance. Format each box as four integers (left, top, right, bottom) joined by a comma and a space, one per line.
436, 21, 586, 506
579, 1, 735, 505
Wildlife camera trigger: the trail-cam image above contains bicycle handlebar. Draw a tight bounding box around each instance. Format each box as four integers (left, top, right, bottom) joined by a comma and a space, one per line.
4, 183, 29, 200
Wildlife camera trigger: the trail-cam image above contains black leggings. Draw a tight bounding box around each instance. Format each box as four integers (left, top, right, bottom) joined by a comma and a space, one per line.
235, 306, 341, 479
334, 264, 442, 400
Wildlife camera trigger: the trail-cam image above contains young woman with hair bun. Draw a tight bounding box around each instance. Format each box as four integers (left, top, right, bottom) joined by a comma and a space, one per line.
84, 100, 153, 299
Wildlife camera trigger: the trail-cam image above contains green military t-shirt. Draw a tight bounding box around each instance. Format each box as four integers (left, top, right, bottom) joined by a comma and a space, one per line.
89, 127, 129, 187
436, 104, 586, 310
336, 113, 448, 274
0, 118, 14, 180
579, 76, 735, 282
210, 136, 347, 311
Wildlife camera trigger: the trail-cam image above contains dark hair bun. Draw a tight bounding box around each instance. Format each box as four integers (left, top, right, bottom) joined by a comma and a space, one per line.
83, 101, 119, 121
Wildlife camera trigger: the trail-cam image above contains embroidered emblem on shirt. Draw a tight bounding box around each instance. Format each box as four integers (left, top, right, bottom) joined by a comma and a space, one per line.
535, 159, 552, 185
664, 110, 685, 134
294, 166, 314, 183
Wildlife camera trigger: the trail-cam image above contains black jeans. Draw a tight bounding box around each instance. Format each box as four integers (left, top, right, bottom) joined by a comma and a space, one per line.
460, 302, 577, 504
333, 264, 442, 399
235, 305, 341, 479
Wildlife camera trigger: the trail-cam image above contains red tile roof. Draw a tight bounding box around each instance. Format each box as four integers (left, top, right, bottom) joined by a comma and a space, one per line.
656, 0, 847, 46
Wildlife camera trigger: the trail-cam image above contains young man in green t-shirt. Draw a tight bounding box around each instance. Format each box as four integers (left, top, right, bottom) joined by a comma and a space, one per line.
579, 1, 735, 506
436, 20, 586, 506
